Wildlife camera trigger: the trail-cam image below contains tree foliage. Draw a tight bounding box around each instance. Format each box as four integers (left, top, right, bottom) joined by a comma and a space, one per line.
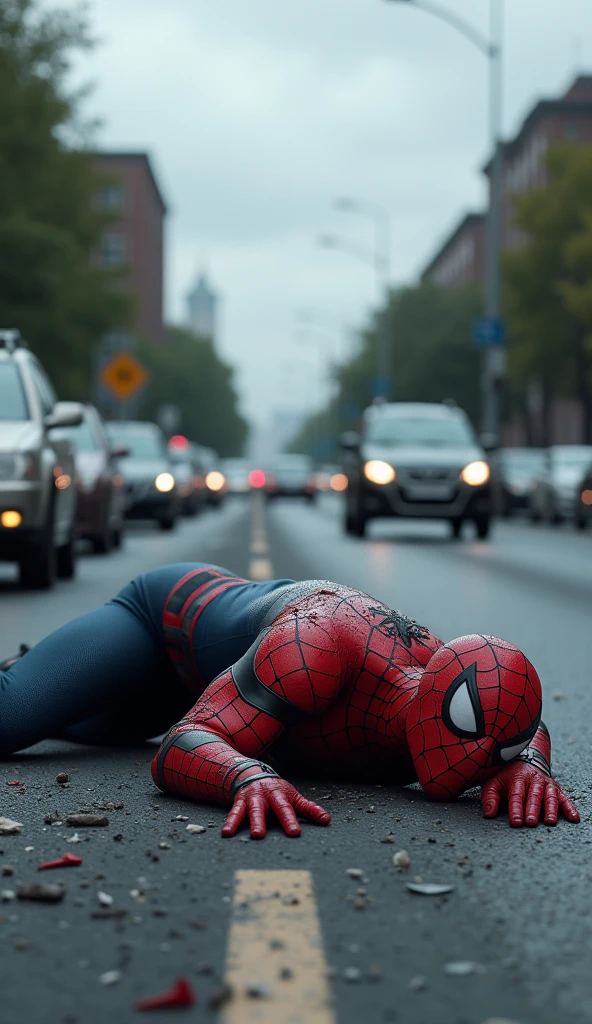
0, 0, 130, 397
289, 282, 483, 457
504, 142, 592, 442
136, 327, 248, 457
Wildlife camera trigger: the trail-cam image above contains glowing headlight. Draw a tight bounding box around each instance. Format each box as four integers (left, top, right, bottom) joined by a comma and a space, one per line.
460, 461, 490, 486
155, 472, 175, 493
206, 471, 225, 492
330, 472, 348, 492
364, 460, 396, 486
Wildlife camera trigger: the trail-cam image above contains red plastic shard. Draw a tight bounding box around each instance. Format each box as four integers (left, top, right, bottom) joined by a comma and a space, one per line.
7, 781, 22, 786
38, 852, 83, 871
135, 977, 195, 1011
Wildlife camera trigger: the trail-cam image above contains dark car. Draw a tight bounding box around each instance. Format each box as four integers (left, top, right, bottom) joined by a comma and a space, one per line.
342, 402, 492, 539
105, 421, 179, 531
264, 454, 317, 501
528, 445, 592, 524
495, 447, 545, 516
167, 438, 206, 516
195, 446, 227, 507
61, 404, 127, 552
574, 464, 592, 530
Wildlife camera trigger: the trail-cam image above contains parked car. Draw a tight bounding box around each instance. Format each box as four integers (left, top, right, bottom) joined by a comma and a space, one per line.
575, 464, 592, 529
342, 402, 493, 539
529, 445, 592, 524
220, 458, 251, 495
264, 454, 317, 501
494, 447, 545, 516
167, 436, 206, 516
57, 403, 127, 552
105, 420, 179, 530
0, 329, 82, 587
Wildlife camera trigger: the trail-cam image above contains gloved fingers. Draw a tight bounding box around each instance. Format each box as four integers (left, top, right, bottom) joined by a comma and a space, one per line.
507, 776, 527, 827
558, 787, 580, 823
524, 775, 546, 826
293, 792, 332, 825
481, 775, 503, 818
268, 790, 301, 837
222, 797, 248, 837
246, 792, 269, 839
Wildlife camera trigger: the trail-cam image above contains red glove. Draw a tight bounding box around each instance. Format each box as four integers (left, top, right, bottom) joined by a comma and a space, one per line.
481, 761, 580, 827
221, 777, 331, 839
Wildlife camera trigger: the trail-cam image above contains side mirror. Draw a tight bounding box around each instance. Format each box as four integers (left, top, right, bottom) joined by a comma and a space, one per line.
110, 445, 129, 459
45, 401, 84, 430
340, 431, 360, 452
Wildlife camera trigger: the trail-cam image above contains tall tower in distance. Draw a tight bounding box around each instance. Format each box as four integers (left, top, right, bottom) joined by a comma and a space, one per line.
187, 271, 218, 342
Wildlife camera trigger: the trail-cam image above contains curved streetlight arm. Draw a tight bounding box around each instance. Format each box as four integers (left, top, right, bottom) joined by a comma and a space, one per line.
388, 0, 495, 56
318, 234, 380, 272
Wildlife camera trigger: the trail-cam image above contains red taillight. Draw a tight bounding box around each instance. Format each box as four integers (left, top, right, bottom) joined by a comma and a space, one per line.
169, 434, 189, 449
249, 469, 266, 489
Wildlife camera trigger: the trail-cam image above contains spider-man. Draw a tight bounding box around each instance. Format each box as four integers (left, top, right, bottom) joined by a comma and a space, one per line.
0, 562, 579, 837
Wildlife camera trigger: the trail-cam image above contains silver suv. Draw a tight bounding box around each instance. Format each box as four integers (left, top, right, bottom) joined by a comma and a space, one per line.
0, 330, 83, 587
342, 402, 493, 540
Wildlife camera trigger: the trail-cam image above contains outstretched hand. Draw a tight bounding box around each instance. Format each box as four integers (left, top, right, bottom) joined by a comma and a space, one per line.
481, 761, 579, 828
222, 777, 331, 839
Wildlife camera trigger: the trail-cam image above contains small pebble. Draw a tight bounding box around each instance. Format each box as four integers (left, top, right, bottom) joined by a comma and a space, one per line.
0, 817, 23, 835
367, 965, 382, 982
2, 865, 14, 876
279, 967, 293, 980
409, 975, 427, 992
97, 891, 114, 907
208, 984, 233, 1009
174, 815, 189, 822
186, 824, 206, 835
14, 937, 29, 951
99, 970, 121, 986
17, 882, 65, 903
345, 868, 363, 879
393, 850, 411, 870
158, 842, 170, 850
245, 982, 272, 999
343, 967, 361, 983
56, 773, 69, 784
65, 815, 108, 828
1, 889, 16, 901
443, 961, 483, 976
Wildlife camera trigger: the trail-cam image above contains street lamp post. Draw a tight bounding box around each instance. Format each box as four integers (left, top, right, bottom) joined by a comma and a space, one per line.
294, 324, 342, 458
386, 0, 504, 441
318, 197, 392, 401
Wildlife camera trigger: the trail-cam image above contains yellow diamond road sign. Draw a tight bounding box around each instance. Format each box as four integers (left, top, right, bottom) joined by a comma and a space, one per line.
101, 351, 149, 401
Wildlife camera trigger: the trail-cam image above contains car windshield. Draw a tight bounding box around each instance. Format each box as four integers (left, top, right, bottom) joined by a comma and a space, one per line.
0, 363, 29, 420
502, 450, 545, 475
168, 447, 191, 465
553, 452, 592, 470
108, 428, 164, 459
68, 420, 99, 453
366, 416, 474, 447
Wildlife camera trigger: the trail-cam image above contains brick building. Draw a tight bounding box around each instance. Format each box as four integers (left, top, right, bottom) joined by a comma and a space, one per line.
421, 75, 592, 287
94, 152, 167, 341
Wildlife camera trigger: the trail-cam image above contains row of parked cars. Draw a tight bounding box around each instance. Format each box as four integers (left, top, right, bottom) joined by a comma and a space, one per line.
0, 330, 229, 588
496, 445, 592, 528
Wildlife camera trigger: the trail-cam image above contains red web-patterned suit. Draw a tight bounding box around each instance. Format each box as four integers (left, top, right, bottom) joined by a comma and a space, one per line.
152, 581, 578, 836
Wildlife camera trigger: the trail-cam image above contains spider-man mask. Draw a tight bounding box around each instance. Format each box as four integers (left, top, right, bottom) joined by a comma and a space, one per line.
405, 634, 542, 800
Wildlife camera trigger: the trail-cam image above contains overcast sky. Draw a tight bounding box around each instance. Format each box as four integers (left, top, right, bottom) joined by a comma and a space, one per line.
63, 0, 592, 425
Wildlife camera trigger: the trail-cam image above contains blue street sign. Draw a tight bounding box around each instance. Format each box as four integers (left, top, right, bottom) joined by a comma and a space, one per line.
472, 316, 506, 347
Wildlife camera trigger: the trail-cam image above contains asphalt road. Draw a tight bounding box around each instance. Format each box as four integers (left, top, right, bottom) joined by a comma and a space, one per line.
0, 498, 590, 1024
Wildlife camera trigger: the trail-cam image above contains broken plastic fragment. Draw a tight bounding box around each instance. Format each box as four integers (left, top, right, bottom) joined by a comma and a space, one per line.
135, 976, 195, 1010
38, 853, 82, 871
406, 882, 454, 896
186, 824, 206, 834
0, 817, 23, 835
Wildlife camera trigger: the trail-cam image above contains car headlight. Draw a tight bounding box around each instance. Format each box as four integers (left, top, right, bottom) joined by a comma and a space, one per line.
0, 453, 38, 482
155, 472, 175, 493
460, 461, 490, 486
364, 460, 396, 485
206, 471, 226, 492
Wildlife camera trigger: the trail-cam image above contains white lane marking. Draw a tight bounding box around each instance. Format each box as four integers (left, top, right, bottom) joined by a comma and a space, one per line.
222, 869, 334, 1023
248, 493, 273, 579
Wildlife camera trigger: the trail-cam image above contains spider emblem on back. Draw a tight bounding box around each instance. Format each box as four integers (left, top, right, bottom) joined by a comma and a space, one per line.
368, 607, 430, 649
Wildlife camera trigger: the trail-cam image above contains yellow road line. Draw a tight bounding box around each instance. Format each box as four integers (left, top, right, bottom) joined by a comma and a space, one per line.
248, 493, 273, 579
222, 870, 334, 1024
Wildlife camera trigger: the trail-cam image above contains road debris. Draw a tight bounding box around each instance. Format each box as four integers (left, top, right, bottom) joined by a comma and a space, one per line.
92, 907, 127, 920
135, 976, 195, 1010
38, 853, 82, 871
65, 814, 108, 827
208, 984, 233, 1009
186, 824, 206, 834
345, 868, 363, 879
174, 815, 189, 822
97, 891, 114, 906
100, 970, 122, 986
0, 817, 23, 835
1, 865, 14, 876
279, 967, 293, 980
443, 961, 485, 976
66, 833, 82, 844
7, 780, 22, 786
406, 882, 454, 896
56, 773, 69, 784
1, 889, 16, 901
17, 882, 65, 902
393, 850, 411, 871
343, 967, 361, 982
409, 975, 427, 992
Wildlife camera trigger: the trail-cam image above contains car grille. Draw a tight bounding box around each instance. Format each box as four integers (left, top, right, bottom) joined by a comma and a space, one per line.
126, 480, 155, 501
403, 467, 459, 483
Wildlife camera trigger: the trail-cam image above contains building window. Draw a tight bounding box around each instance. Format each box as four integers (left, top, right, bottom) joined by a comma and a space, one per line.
98, 185, 125, 210
99, 232, 126, 267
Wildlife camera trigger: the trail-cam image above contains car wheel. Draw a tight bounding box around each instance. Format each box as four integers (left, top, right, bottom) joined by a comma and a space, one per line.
20, 512, 56, 590
529, 505, 541, 523
57, 531, 77, 578
351, 497, 368, 538
450, 517, 463, 539
91, 526, 114, 555
159, 517, 176, 532
474, 515, 491, 540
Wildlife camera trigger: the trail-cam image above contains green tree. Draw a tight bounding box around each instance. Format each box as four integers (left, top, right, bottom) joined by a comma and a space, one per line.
136, 327, 248, 457
289, 282, 483, 457
504, 143, 592, 442
0, 0, 129, 397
